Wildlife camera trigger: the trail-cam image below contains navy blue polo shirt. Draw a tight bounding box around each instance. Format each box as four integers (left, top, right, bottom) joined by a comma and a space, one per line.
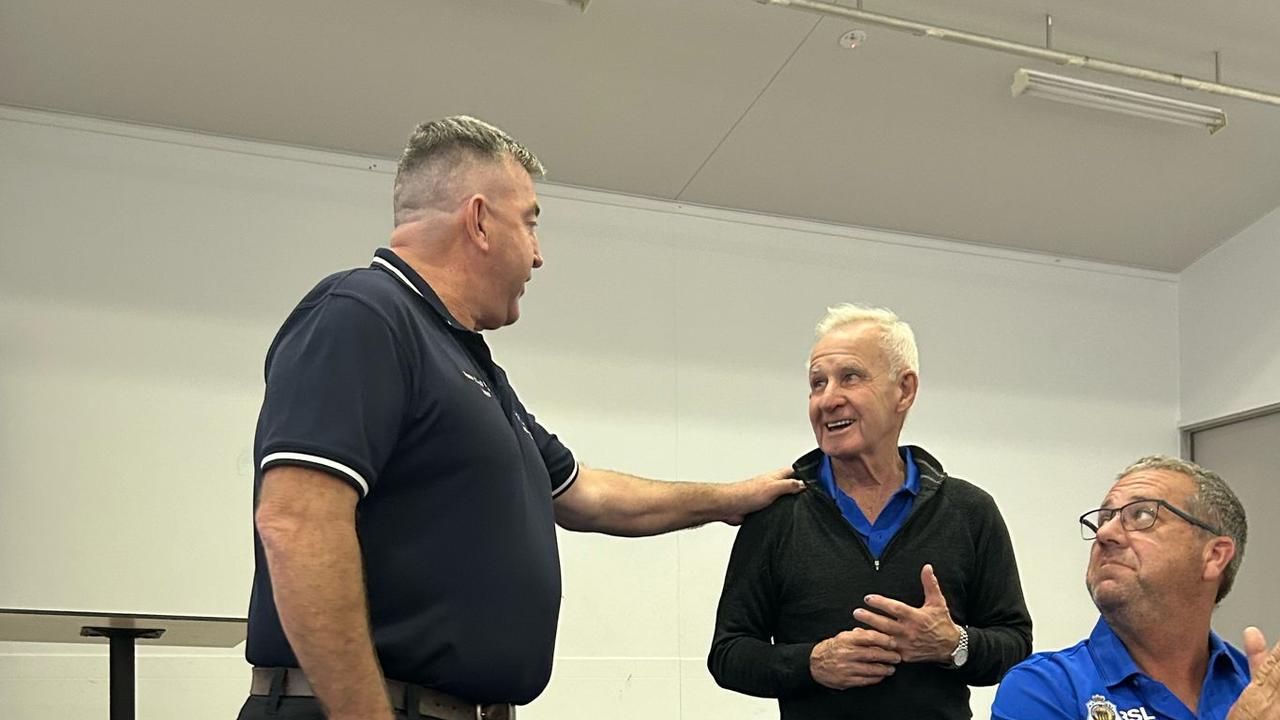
246, 248, 578, 704
817, 447, 920, 558
992, 617, 1250, 720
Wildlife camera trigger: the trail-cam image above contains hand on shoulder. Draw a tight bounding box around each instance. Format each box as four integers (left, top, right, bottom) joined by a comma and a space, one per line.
722, 467, 806, 525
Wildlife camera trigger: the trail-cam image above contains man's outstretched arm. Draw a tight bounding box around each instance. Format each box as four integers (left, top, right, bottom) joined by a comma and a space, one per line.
553, 465, 804, 536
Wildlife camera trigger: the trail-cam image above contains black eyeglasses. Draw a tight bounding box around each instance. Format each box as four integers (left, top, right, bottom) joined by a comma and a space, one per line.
1079, 498, 1223, 540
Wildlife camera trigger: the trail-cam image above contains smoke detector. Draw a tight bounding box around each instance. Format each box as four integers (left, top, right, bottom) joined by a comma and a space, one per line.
838, 30, 869, 49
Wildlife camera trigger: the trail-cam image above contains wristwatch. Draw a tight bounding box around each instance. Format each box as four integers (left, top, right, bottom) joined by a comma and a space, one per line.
949, 625, 969, 668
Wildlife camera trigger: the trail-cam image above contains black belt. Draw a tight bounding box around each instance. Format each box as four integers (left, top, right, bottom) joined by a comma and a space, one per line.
250, 667, 515, 720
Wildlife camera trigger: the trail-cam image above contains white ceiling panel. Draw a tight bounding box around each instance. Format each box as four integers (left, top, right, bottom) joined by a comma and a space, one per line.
679, 10, 1280, 270
2, 0, 1278, 271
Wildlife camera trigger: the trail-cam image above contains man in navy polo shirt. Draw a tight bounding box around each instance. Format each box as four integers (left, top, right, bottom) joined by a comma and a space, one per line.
992, 456, 1280, 720
239, 116, 805, 720
708, 304, 1033, 718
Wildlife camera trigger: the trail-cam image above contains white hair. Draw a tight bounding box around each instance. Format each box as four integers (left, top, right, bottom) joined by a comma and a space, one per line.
814, 303, 919, 376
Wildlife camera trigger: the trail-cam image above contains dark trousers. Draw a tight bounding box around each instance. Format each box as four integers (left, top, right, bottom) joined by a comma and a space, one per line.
237, 695, 423, 720
237, 695, 326, 720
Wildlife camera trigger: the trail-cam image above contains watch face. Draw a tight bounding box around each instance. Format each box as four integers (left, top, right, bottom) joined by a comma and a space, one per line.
951, 628, 969, 667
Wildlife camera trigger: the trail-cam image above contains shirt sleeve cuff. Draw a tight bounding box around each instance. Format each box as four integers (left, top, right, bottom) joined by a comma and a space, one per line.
550, 461, 580, 498
260, 451, 370, 497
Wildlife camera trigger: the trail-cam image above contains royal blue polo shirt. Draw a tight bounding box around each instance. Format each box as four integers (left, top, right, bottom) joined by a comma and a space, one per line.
991, 617, 1250, 720
817, 446, 920, 558
246, 248, 578, 704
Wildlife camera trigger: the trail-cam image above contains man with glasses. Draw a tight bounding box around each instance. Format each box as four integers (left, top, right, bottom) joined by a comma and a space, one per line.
992, 456, 1280, 720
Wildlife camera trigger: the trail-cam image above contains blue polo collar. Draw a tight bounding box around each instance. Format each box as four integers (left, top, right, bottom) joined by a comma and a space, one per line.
1088, 617, 1247, 689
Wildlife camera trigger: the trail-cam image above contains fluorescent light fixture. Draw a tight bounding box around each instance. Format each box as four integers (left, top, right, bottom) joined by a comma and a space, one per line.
1012, 68, 1227, 133
529, 0, 591, 11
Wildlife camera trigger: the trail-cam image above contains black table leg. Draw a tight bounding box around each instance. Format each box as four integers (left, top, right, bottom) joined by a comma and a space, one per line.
81, 626, 165, 720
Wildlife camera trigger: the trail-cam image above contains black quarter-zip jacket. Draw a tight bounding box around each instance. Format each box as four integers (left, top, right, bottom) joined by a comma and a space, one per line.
708, 446, 1032, 719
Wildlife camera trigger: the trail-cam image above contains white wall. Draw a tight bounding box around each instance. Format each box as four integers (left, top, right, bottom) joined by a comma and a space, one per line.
1178, 204, 1280, 659
1179, 206, 1280, 425
0, 107, 1182, 719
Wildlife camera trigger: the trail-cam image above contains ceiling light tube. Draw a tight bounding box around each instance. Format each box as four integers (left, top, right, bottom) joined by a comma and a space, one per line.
1012, 68, 1227, 133
755, 0, 1280, 109
529, 0, 591, 11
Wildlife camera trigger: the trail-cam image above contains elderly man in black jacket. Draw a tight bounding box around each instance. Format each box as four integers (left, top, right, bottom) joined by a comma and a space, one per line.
708, 303, 1032, 719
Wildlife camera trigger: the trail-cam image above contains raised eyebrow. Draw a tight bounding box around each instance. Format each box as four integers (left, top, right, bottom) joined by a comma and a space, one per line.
1101, 496, 1157, 509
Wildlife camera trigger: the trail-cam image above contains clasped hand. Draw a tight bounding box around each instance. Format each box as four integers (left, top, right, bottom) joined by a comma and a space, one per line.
810, 564, 961, 690
809, 627, 900, 689
852, 564, 960, 664
855, 561, 962, 661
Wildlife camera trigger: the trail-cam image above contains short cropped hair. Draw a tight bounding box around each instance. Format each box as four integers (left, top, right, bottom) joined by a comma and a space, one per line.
1118, 455, 1248, 603
393, 116, 545, 225
814, 303, 919, 377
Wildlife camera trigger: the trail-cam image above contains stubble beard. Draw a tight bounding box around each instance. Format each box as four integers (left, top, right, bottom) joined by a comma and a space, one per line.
1088, 571, 1164, 633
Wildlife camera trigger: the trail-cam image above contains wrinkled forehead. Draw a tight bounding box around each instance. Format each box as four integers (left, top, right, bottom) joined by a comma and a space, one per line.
1103, 468, 1196, 507
809, 322, 886, 367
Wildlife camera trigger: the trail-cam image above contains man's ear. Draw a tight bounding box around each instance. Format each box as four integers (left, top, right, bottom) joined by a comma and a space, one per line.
896, 370, 919, 413
463, 194, 490, 251
1202, 536, 1236, 586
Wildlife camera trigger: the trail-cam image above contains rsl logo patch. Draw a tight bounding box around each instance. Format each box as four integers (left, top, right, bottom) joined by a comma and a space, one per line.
1084, 696, 1158, 720
1086, 695, 1118, 720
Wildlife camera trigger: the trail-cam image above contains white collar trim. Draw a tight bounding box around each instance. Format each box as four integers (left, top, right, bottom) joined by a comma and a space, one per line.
371, 256, 423, 298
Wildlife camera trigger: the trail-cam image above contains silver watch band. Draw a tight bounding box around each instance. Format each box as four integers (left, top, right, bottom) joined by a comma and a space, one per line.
949, 625, 969, 668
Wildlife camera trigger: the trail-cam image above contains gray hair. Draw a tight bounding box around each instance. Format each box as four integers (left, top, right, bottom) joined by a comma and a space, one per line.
1118, 455, 1248, 603
393, 115, 545, 226
814, 303, 919, 377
